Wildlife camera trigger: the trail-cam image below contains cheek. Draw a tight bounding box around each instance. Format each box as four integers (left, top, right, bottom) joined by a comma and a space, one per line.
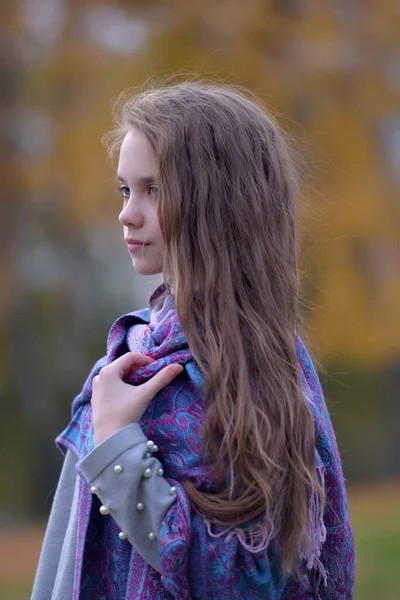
157, 229, 165, 246
153, 217, 164, 243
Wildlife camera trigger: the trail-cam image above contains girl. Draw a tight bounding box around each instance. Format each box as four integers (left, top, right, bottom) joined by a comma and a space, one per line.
32, 81, 355, 599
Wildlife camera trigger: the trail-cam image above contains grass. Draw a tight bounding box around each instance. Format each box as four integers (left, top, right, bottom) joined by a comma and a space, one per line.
349, 481, 400, 600
0, 582, 33, 600
0, 483, 399, 599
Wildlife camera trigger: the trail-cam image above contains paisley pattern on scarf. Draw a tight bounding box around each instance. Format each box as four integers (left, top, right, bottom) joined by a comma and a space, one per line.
56, 283, 355, 600
79, 494, 132, 600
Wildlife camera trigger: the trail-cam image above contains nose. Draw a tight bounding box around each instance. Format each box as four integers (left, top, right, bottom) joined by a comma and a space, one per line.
119, 197, 144, 229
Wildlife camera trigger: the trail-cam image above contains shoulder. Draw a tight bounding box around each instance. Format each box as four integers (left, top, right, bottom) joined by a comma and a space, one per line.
69, 355, 108, 416
295, 336, 337, 446
295, 336, 322, 399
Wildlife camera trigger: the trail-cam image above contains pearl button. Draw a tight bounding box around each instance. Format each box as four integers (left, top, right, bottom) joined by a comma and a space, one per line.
148, 532, 156, 540
153, 445, 159, 453
170, 486, 177, 495
119, 531, 127, 540
147, 440, 155, 450
90, 486, 99, 495
113, 464, 123, 474
144, 452, 152, 459
143, 468, 152, 479
99, 505, 110, 515
136, 502, 144, 511
157, 467, 164, 477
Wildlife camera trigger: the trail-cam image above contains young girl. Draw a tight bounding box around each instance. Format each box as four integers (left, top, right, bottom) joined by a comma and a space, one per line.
32, 81, 355, 599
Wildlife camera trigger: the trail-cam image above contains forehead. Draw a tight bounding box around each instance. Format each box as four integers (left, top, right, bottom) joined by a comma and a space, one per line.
117, 129, 159, 180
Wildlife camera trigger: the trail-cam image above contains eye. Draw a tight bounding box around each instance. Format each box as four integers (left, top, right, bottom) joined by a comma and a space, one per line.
148, 185, 159, 198
116, 186, 130, 200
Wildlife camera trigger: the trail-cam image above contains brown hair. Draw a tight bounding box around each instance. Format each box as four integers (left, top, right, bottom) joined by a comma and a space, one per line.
104, 80, 324, 574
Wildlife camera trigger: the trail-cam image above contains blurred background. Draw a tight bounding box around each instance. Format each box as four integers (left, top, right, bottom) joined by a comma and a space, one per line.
0, 0, 399, 598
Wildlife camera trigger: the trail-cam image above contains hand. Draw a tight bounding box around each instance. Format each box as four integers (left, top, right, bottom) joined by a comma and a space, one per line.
91, 352, 183, 445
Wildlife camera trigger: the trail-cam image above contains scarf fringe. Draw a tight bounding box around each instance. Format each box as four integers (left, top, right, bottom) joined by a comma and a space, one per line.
205, 465, 327, 587
205, 515, 277, 553
301, 465, 328, 587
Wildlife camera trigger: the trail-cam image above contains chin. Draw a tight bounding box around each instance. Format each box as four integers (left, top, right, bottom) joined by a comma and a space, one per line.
131, 259, 163, 276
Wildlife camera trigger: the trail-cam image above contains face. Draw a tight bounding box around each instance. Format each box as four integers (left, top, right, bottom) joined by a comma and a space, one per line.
117, 129, 164, 275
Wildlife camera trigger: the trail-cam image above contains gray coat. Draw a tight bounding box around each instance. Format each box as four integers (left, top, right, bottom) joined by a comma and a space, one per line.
31, 423, 178, 599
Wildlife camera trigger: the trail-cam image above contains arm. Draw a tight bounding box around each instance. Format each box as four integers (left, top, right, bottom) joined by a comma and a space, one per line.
78, 422, 178, 573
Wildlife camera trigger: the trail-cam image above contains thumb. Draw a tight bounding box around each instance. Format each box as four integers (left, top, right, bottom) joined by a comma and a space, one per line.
140, 364, 184, 402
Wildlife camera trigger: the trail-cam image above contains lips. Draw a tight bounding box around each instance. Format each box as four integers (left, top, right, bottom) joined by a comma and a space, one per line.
125, 239, 151, 254
125, 238, 150, 245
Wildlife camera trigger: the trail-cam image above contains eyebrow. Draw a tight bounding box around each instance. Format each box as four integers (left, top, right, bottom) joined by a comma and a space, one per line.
116, 174, 158, 185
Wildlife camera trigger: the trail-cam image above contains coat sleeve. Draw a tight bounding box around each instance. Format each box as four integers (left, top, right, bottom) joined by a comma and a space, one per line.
78, 422, 178, 573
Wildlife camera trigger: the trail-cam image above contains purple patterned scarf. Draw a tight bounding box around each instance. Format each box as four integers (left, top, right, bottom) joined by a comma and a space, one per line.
57, 283, 355, 599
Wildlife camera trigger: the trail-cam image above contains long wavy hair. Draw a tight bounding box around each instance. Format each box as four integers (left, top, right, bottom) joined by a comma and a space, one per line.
104, 80, 324, 574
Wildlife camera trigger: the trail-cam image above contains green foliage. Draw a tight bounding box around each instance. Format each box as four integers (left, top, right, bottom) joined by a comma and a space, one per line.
350, 485, 400, 600
321, 365, 387, 481
0, 582, 32, 600
0, 397, 34, 518
355, 523, 400, 600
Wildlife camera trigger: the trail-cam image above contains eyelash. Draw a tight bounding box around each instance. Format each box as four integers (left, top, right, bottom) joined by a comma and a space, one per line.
116, 185, 159, 200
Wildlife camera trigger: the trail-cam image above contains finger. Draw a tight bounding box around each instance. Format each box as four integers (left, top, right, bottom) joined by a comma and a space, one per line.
108, 352, 155, 379
139, 364, 184, 403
